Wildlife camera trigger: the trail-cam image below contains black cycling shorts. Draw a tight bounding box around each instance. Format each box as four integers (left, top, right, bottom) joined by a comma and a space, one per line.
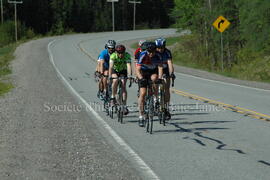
112, 69, 127, 77
139, 68, 158, 88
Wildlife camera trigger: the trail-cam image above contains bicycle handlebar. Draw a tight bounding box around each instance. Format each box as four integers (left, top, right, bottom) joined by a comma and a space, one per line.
109, 77, 134, 88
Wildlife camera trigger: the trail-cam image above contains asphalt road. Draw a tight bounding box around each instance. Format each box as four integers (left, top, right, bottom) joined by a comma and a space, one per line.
48, 29, 270, 180
1, 29, 270, 180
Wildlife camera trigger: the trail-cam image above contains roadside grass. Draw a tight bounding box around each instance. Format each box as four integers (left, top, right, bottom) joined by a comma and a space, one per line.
172, 35, 270, 83
0, 82, 13, 95
0, 43, 16, 96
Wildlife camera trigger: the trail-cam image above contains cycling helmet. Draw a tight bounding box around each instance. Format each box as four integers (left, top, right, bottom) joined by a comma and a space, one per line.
115, 44, 126, 53
140, 41, 148, 51
138, 39, 146, 47
146, 42, 156, 52
155, 38, 166, 48
106, 40, 116, 49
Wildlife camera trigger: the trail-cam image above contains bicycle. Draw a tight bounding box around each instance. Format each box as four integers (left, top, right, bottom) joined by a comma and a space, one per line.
143, 80, 156, 134
101, 75, 112, 117
156, 74, 175, 125
156, 79, 166, 126
155, 74, 175, 126
111, 77, 133, 123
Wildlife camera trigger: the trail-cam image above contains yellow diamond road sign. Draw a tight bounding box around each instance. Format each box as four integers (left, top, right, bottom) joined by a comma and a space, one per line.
213, 16, 230, 33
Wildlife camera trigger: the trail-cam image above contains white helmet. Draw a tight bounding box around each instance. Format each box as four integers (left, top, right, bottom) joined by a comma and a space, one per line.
138, 39, 146, 47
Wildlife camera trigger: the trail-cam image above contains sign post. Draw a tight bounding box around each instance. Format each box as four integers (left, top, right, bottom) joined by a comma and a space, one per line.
8, 0, 23, 42
213, 15, 230, 71
129, 0, 141, 30
1, 0, 3, 24
107, 0, 118, 32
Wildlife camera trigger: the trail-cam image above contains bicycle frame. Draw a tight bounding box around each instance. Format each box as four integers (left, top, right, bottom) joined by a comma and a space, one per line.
144, 80, 155, 134
110, 76, 132, 123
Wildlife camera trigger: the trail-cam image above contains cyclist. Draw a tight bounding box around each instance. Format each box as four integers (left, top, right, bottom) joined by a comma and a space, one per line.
134, 40, 146, 63
97, 40, 116, 100
134, 41, 148, 97
155, 38, 175, 120
136, 42, 163, 127
108, 44, 132, 115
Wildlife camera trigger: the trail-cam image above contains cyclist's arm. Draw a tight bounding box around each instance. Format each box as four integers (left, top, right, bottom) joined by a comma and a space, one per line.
127, 62, 132, 77
99, 59, 104, 74
158, 64, 163, 79
109, 59, 114, 78
95, 61, 99, 72
167, 59, 174, 75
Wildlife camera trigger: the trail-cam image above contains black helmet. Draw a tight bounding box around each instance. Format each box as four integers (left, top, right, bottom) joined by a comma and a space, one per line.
140, 41, 148, 51
115, 44, 126, 53
146, 42, 156, 52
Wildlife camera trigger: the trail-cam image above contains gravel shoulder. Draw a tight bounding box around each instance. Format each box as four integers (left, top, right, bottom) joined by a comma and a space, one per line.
0, 38, 141, 180
123, 39, 270, 91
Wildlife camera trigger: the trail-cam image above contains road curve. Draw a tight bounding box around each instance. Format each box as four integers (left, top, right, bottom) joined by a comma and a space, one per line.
1, 29, 270, 180
49, 29, 270, 180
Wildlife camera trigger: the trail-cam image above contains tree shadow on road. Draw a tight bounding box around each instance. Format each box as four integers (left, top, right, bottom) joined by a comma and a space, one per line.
154, 119, 246, 155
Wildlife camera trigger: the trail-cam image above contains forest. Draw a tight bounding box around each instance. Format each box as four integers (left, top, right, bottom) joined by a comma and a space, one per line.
0, 0, 270, 81
170, 0, 270, 81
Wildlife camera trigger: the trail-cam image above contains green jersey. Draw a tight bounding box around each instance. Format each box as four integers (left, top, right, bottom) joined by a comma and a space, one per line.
110, 52, 131, 72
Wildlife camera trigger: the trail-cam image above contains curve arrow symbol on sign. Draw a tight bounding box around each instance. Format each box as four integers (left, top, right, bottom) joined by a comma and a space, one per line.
218, 19, 225, 29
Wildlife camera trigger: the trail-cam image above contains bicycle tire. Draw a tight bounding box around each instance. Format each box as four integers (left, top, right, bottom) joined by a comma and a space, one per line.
149, 115, 153, 134
162, 112, 166, 126
145, 116, 150, 132
119, 106, 124, 124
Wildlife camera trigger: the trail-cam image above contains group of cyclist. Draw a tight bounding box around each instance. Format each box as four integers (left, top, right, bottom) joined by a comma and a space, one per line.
95, 38, 175, 127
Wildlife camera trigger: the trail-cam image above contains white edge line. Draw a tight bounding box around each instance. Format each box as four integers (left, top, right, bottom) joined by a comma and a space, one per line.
175, 71, 270, 92
47, 39, 159, 180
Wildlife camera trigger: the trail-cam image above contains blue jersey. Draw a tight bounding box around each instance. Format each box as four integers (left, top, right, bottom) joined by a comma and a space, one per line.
159, 48, 172, 68
98, 49, 111, 69
136, 51, 162, 70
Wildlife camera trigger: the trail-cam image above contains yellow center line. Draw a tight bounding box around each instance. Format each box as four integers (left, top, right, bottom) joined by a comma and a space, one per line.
171, 88, 270, 122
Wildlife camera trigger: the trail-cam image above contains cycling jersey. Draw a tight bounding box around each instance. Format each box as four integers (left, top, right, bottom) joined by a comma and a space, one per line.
110, 52, 131, 72
159, 48, 172, 68
98, 49, 112, 69
136, 51, 162, 70
134, 48, 141, 57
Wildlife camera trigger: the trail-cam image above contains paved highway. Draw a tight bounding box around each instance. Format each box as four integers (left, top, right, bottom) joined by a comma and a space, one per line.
46, 29, 270, 179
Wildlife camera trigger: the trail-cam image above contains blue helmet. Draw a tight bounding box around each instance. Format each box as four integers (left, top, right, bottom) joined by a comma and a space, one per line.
155, 38, 166, 48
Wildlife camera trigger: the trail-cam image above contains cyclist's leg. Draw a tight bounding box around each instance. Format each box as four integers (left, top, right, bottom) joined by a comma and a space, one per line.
163, 68, 171, 119
138, 72, 148, 117
120, 74, 129, 114
164, 68, 171, 107
120, 70, 128, 105
150, 70, 158, 96
138, 87, 146, 116
111, 71, 118, 99
102, 70, 109, 94
164, 77, 171, 107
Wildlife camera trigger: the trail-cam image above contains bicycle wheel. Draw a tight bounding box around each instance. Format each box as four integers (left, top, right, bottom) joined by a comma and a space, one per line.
149, 115, 153, 134
118, 106, 124, 123
117, 80, 124, 123
162, 111, 166, 126
158, 83, 166, 126
145, 115, 150, 132
109, 105, 114, 119
148, 96, 154, 134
